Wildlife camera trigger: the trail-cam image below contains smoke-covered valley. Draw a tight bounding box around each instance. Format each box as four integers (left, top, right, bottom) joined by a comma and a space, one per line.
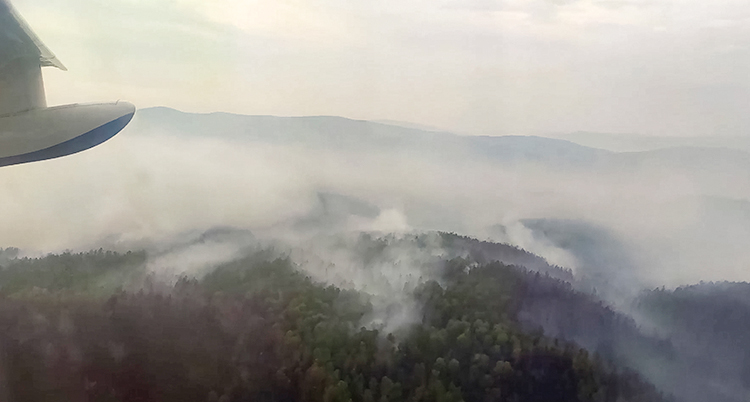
2, 107, 748, 286
1, 108, 749, 401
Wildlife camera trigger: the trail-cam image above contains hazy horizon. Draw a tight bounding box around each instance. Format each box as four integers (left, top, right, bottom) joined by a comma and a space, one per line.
12, 0, 750, 137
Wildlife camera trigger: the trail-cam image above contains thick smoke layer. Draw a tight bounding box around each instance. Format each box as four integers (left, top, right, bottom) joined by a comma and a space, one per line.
1, 110, 748, 402
1, 110, 748, 290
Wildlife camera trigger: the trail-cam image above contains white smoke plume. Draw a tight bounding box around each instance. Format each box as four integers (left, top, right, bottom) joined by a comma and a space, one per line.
0, 110, 748, 292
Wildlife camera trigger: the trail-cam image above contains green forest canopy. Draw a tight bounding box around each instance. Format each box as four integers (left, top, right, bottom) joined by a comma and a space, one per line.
0, 244, 669, 402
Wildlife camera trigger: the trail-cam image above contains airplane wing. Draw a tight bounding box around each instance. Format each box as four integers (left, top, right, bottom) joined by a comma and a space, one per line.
0, 0, 134, 167
0, 0, 65, 71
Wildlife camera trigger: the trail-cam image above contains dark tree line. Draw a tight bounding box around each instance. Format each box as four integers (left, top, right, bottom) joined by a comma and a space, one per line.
0, 247, 670, 402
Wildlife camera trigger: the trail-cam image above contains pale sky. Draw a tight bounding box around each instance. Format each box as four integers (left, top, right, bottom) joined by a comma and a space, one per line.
13, 0, 750, 136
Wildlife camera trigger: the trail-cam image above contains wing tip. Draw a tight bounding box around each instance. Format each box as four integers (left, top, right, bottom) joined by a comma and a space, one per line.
42, 57, 67, 71
5, 0, 67, 71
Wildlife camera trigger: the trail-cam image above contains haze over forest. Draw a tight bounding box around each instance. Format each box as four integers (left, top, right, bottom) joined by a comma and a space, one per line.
2, 108, 749, 287
2, 0, 750, 400
0, 108, 748, 401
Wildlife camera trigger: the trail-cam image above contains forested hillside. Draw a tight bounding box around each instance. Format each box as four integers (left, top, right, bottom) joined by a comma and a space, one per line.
0, 241, 669, 402
635, 283, 750, 398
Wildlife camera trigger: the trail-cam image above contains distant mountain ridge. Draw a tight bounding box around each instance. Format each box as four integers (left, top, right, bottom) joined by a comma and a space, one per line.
559, 131, 750, 153
131, 107, 606, 162
131, 107, 750, 174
